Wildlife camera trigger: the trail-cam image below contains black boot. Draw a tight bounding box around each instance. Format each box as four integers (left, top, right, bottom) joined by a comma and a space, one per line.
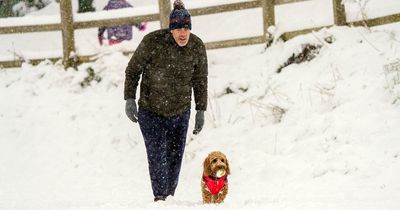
154, 195, 167, 202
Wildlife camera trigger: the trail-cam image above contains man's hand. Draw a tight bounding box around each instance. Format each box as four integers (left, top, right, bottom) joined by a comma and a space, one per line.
193, 110, 204, 135
125, 99, 138, 123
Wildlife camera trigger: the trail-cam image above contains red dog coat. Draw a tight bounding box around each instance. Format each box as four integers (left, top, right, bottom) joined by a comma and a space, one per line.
203, 175, 227, 195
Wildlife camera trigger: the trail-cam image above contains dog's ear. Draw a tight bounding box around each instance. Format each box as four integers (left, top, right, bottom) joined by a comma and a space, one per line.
203, 156, 212, 177
225, 157, 230, 175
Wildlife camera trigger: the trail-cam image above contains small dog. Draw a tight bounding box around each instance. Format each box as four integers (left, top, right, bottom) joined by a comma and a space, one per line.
201, 151, 230, 204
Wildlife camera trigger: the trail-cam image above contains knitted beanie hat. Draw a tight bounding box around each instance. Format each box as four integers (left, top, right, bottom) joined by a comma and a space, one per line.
169, 0, 191, 30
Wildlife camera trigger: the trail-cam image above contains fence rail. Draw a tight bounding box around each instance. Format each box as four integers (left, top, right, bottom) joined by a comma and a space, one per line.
0, 23, 60, 34
0, 0, 400, 69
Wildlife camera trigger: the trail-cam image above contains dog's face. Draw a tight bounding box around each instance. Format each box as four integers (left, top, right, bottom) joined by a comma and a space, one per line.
203, 151, 230, 177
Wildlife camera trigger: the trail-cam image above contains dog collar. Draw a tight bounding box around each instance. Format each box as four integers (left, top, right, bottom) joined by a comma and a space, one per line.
203, 175, 227, 195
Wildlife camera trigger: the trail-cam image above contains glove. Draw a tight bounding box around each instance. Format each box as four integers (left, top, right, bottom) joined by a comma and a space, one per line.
138, 22, 147, 32
98, 36, 104, 46
193, 110, 204, 135
125, 98, 138, 123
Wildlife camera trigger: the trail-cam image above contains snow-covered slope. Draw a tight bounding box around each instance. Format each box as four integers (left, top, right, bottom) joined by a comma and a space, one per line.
1, 25, 400, 210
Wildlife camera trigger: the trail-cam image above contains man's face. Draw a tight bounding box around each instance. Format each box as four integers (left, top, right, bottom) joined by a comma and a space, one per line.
171, 28, 191, 47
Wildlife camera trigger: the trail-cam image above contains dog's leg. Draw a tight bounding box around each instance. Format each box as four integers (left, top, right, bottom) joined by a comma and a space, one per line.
214, 194, 223, 203
215, 185, 228, 203
203, 193, 212, 204
202, 188, 212, 203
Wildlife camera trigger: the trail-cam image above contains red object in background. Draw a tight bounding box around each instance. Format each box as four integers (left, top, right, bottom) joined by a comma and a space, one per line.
108, 39, 123, 45
98, 36, 124, 46
138, 22, 148, 32
98, 36, 104, 45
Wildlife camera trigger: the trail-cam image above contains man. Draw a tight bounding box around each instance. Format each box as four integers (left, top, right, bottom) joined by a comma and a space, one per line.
98, 0, 147, 46
124, 0, 208, 202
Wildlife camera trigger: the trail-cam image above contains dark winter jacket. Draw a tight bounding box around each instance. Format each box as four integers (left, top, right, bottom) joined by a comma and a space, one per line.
124, 29, 208, 117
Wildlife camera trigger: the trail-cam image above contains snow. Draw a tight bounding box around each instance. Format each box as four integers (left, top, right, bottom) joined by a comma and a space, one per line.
345, 0, 400, 21
75, 6, 159, 22
1, 0, 400, 209
0, 13, 60, 27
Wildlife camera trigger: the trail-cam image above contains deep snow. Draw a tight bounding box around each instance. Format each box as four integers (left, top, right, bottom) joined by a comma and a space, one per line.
1, 0, 400, 210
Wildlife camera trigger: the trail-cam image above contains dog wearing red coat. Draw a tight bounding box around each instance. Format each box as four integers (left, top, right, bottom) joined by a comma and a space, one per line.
201, 151, 230, 204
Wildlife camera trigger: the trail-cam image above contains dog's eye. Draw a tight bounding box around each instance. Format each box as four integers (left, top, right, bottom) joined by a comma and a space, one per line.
221, 159, 225, 163
212, 159, 217, 163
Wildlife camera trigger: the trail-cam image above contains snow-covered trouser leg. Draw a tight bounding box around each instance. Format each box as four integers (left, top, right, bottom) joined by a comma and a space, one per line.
165, 110, 190, 196
138, 109, 190, 197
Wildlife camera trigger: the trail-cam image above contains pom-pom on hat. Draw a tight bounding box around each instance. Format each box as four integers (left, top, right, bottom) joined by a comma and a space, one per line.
169, 0, 191, 30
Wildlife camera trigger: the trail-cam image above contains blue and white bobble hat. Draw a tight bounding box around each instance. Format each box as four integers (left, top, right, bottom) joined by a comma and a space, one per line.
169, 0, 192, 30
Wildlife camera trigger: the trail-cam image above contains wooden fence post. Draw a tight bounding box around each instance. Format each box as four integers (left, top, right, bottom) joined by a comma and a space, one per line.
261, 0, 275, 43
60, 0, 76, 69
158, 0, 171, 29
333, 0, 346, 25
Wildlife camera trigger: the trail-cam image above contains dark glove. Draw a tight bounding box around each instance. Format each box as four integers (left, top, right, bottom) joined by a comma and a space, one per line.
125, 98, 138, 123
193, 110, 204, 135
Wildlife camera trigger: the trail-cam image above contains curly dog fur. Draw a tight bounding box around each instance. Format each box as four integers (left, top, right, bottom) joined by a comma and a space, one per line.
201, 151, 230, 204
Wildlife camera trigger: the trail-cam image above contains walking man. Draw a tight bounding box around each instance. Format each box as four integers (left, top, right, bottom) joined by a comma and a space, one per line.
124, 0, 208, 202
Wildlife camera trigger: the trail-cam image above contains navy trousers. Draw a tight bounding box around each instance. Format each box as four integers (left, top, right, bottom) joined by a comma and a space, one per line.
138, 108, 190, 197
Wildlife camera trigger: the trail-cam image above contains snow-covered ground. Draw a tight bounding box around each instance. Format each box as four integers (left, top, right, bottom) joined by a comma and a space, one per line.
1, 0, 400, 209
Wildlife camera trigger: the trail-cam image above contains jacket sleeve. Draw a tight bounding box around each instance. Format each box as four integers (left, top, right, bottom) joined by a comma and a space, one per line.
192, 41, 208, 111
124, 36, 151, 100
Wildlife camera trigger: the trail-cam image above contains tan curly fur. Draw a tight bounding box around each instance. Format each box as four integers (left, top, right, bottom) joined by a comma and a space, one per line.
201, 151, 230, 204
